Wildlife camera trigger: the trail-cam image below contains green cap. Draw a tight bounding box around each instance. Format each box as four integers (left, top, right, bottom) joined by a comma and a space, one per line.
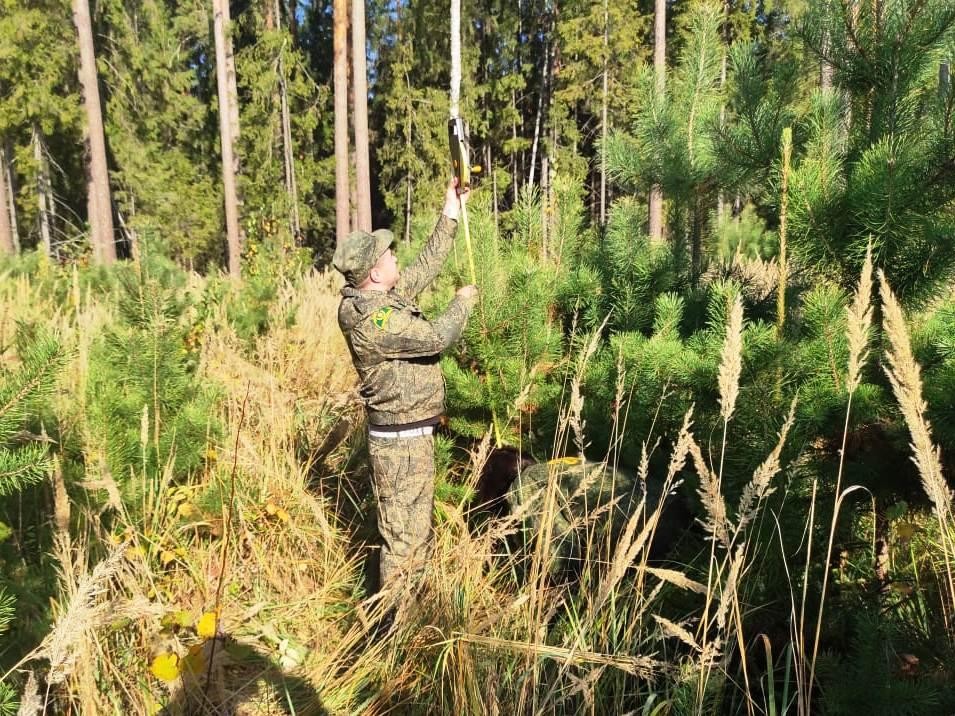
333, 229, 395, 286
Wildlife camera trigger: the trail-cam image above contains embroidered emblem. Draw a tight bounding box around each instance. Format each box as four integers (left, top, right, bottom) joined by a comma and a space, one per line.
372, 307, 394, 329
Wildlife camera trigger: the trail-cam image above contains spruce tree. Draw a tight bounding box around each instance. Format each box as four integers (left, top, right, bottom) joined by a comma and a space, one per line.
0, 0, 84, 256
233, 2, 332, 257
98, 0, 221, 266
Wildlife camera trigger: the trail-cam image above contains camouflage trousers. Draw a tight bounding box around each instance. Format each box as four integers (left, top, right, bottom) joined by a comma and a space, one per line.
367, 432, 435, 590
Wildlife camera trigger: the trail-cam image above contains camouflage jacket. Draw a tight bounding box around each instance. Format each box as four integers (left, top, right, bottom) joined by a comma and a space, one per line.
338, 214, 476, 427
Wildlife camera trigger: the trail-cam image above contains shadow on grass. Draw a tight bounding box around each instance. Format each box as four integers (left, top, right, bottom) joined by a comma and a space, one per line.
160, 635, 327, 716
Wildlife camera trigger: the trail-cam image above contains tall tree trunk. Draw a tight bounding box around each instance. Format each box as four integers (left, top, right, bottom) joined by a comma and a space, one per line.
72, 0, 116, 264
511, 89, 519, 203
527, 39, 549, 190
213, 0, 242, 278
2, 143, 18, 252
0, 144, 12, 255
820, 1, 833, 90
820, 34, 833, 89
599, 0, 609, 226
777, 127, 792, 333
648, 0, 666, 243
349, 150, 358, 231
404, 170, 413, 246
33, 129, 53, 258
276, 0, 301, 240
489, 144, 499, 238
333, 0, 350, 245
403, 108, 412, 245
541, 154, 549, 259
221, 0, 241, 158
285, 0, 299, 44
717, 0, 729, 221
352, 0, 372, 230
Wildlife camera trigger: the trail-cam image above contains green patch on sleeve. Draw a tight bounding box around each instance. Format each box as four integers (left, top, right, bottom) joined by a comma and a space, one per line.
371, 307, 394, 329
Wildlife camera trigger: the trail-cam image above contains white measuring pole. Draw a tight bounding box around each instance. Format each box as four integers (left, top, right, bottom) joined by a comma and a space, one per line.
450, 0, 461, 118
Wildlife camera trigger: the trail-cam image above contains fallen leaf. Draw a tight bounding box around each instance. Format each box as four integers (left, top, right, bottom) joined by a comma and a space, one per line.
196, 611, 218, 639
150, 652, 180, 682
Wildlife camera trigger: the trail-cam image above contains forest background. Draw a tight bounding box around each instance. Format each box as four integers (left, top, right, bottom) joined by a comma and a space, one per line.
2, 0, 955, 713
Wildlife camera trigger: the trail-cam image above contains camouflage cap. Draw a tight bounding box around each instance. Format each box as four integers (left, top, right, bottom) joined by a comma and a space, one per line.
332, 229, 395, 286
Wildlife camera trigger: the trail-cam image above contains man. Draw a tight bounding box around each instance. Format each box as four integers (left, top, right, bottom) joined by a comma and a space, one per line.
333, 179, 478, 592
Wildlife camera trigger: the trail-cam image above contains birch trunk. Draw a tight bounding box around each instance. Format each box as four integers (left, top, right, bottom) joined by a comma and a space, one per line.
33, 130, 53, 258
0, 144, 12, 255
1, 144, 17, 252
276, 0, 301, 239
527, 40, 549, 190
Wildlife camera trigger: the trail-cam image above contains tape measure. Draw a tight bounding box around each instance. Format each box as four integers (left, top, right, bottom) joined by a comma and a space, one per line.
448, 117, 482, 191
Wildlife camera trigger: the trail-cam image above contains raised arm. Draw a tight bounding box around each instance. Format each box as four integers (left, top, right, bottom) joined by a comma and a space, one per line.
369, 291, 477, 360
394, 180, 468, 301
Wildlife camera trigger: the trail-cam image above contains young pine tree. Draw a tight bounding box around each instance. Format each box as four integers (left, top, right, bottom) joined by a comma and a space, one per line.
793, 0, 955, 304
0, 330, 65, 499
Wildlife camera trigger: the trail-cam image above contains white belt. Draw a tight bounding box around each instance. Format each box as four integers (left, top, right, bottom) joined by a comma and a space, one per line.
368, 425, 434, 439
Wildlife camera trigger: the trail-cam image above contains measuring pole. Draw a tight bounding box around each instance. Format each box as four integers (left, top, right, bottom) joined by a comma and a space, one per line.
449, 0, 477, 285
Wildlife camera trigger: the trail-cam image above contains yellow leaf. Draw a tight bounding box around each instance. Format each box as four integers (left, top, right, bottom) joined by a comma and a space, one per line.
275, 508, 290, 523
150, 652, 181, 682
178, 502, 199, 519
160, 550, 177, 566
264, 502, 278, 517
196, 611, 218, 639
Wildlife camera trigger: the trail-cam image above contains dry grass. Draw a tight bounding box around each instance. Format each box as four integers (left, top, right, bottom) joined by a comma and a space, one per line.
3, 257, 954, 716
879, 271, 955, 630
